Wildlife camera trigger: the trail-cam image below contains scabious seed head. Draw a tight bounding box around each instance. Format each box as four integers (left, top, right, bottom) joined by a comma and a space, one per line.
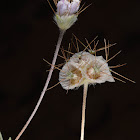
59, 51, 115, 90
59, 61, 83, 90
70, 51, 94, 68
86, 56, 115, 84
54, 0, 80, 30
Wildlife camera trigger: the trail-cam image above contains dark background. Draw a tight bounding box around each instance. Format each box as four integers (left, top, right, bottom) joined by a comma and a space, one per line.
0, 0, 140, 140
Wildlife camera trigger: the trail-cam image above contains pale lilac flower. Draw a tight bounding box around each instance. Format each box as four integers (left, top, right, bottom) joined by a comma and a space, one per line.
54, 0, 81, 30
69, 0, 80, 15
57, 0, 80, 16
47, 0, 90, 30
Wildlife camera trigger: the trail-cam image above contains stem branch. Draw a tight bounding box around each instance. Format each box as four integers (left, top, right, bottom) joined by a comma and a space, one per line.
80, 83, 88, 140
15, 30, 65, 140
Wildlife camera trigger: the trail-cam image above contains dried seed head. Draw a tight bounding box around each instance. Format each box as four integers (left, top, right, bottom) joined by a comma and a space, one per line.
59, 61, 83, 90
86, 56, 115, 84
57, 36, 135, 91
59, 51, 115, 90
70, 51, 94, 68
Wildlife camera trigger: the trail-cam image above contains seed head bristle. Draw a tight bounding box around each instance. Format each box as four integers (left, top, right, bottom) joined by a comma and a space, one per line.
47, 79, 65, 91
106, 50, 121, 63
55, 63, 65, 68
93, 40, 99, 52
77, 2, 86, 14
53, 0, 57, 6
69, 43, 72, 58
72, 34, 87, 49
76, 3, 92, 15
104, 39, 108, 61
43, 59, 64, 72
60, 47, 74, 55
85, 38, 92, 50
75, 36, 80, 52
109, 63, 127, 69
101, 71, 126, 83
58, 54, 67, 60
111, 70, 136, 83
47, 0, 56, 14
96, 43, 117, 52
71, 36, 79, 52
107, 40, 110, 57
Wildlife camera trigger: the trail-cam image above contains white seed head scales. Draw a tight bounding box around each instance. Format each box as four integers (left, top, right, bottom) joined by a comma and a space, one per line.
54, 0, 80, 31
59, 51, 115, 90
86, 56, 115, 84
59, 61, 83, 90
70, 52, 94, 68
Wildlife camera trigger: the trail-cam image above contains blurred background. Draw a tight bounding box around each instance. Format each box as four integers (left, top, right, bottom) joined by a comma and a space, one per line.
0, 0, 140, 140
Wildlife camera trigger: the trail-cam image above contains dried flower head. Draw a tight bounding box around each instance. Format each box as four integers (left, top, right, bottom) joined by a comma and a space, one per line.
59, 61, 83, 89
44, 35, 135, 140
48, 0, 90, 31
44, 35, 135, 91
57, 35, 135, 90
59, 51, 115, 90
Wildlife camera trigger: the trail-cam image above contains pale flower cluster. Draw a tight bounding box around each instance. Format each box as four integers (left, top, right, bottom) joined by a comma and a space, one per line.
59, 51, 115, 90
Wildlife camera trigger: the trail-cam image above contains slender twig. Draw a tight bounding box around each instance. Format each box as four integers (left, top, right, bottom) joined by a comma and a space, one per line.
15, 30, 65, 140
80, 83, 88, 140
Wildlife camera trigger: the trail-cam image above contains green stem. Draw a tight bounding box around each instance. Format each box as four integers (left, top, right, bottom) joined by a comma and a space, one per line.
80, 83, 88, 140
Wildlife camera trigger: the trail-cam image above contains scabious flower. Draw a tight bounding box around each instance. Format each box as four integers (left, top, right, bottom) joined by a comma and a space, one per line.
53, 0, 81, 30
59, 51, 115, 90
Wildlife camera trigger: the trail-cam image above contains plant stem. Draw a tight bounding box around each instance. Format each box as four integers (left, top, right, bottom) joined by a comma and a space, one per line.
80, 83, 88, 140
15, 30, 65, 140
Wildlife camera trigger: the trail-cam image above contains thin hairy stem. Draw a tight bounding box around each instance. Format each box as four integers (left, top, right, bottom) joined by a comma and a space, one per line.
80, 83, 88, 140
15, 30, 65, 140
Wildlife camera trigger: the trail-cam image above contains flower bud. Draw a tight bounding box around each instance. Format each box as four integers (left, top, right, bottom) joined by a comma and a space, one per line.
54, 0, 80, 31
